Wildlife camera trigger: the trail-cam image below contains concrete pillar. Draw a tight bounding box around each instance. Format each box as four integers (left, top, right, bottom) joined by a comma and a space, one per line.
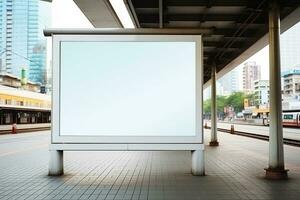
191, 150, 205, 176
265, 0, 288, 179
49, 150, 64, 176
209, 64, 219, 146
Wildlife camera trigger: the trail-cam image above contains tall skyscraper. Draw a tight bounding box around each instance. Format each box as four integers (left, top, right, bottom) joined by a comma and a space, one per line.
243, 61, 261, 92
0, 0, 49, 84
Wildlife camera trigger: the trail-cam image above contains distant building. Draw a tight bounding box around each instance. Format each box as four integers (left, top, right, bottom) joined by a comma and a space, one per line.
203, 82, 224, 100
253, 80, 269, 106
0, 73, 41, 92
282, 68, 300, 98
0, 0, 50, 84
243, 61, 261, 93
218, 69, 239, 96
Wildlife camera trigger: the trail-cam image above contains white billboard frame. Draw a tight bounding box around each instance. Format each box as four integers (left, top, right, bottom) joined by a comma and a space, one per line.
45, 28, 205, 176
52, 34, 203, 144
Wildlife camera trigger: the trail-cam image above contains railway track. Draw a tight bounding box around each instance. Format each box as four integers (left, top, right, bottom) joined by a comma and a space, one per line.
0, 127, 50, 135
205, 126, 300, 147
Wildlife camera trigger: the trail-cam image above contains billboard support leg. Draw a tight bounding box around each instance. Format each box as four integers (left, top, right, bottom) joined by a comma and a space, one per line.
49, 150, 64, 176
191, 150, 205, 176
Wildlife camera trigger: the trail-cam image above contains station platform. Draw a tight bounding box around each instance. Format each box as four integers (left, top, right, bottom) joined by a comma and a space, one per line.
0, 130, 300, 200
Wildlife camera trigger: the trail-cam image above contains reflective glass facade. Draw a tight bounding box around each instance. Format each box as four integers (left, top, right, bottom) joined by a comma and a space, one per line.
0, 0, 47, 84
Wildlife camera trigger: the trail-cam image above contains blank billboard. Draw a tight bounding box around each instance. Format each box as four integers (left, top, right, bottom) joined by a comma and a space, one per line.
53, 34, 202, 143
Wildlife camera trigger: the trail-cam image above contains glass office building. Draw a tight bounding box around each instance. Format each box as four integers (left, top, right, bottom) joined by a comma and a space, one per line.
0, 0, 48, 84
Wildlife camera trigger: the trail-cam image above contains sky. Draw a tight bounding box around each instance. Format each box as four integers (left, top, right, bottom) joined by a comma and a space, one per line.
51, 0, 93, 28
44, 0, 93, 70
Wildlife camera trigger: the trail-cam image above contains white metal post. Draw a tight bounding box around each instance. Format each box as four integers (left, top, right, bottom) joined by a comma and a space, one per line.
210, 64, 219, 146
265, 0, 288, 179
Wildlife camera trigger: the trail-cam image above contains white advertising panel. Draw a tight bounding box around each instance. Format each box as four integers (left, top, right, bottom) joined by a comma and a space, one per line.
52, 34, 202, 144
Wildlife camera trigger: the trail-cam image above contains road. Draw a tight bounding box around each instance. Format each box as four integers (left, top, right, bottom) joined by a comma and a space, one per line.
205, 121, 300, 140
0, 130, 50, 157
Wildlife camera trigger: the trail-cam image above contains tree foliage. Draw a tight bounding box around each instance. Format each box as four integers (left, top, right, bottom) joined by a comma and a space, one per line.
203, 91, 248, 114
226, 92, 245, 112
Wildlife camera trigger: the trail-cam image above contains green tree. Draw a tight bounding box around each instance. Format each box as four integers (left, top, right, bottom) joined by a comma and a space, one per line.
216, 95, 227, 113
204, 91, 248, 116
225, 92, 245, 112
203, 95, 227, 113
203, 99, 211, 113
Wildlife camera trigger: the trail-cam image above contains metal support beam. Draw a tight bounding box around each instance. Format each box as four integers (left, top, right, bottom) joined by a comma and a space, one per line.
265, 0, 288, 179
159, 0, 163, 28
209, 64, 219, 146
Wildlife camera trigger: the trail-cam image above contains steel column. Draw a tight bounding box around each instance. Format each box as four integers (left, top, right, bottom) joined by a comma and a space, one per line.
265, 0, 288, 179
209, 64, 219, 146
159, 0, 163, 28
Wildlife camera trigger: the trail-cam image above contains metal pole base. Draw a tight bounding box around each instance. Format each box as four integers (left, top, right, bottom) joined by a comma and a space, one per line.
191, 150, 205, 176
265, 168, 288, 180
49, 150, 64, 176
209, 141, 219, 146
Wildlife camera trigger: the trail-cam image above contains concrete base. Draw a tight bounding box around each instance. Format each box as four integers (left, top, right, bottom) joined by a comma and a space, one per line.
49, 150, 64, 176
209, 141, 219, 146
191, 150, 205, 176
265, 168, 288, 180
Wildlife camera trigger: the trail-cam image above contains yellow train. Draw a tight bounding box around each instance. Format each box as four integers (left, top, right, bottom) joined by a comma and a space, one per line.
0, 85, 51, 125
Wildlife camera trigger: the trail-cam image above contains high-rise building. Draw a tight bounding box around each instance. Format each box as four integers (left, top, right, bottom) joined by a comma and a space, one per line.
218, 69, 239, 96
242, 61, 261, 93
0, 0, 49, 85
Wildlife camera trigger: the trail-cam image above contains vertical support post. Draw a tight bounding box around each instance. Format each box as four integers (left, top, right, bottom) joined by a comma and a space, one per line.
191, 150, 205, 176
209, 63, 219, 146
265, 0, 288, 179
159, 0, 163, 28
49, 150, 64, 176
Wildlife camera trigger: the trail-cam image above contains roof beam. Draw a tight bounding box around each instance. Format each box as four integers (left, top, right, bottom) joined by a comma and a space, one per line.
159, 0, 163, 28
203, 40, 250, 49
137, 13, 267, 24
166, 14, 241, 22
213, 28, 267, 37
132, 0, 255, 8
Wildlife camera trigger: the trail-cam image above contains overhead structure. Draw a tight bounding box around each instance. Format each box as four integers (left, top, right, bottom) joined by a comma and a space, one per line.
73, 0, 122, 28
98, 0, 298, 82
73, 0, 300, 82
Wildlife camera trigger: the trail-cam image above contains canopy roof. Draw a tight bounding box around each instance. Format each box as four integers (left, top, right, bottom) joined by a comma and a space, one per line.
128, 0, 300, 82
72, 0, 300, 83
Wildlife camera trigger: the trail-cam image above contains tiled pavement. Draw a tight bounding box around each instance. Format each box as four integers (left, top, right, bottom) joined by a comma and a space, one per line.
0, 130, 300, 200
